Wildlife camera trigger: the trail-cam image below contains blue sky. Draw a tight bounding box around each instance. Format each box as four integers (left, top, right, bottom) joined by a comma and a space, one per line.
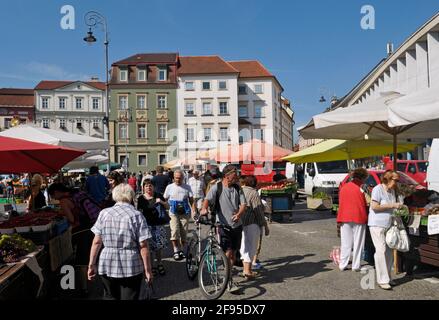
1, 0, 439, 142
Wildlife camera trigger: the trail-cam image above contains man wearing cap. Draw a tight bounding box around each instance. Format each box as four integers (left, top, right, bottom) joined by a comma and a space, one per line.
201, 164, 247, 293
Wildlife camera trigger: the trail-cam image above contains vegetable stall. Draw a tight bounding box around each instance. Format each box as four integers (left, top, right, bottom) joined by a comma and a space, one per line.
259, 180, 298, 223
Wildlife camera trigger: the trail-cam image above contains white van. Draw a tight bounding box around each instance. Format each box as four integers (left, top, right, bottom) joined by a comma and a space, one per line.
427, 139, 439, 192
295, 161, 350, 202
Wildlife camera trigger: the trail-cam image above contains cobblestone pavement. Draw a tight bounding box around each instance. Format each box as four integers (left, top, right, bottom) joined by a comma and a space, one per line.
150, 199, 439, 300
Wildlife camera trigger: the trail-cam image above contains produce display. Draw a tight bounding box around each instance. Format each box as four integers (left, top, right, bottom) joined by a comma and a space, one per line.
394, 205, 410, 216
0, 211, 64, 234
0, 234, 37, 264
260, 180, 297, 195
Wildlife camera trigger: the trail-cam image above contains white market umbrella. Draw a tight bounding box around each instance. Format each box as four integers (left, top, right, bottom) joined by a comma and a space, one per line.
65, 154, 108, 169
0, 125, 109, 150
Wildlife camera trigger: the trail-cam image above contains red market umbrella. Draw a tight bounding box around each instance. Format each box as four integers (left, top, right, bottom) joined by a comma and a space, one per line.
0, 136, 86, 173
211, 139, 293, 163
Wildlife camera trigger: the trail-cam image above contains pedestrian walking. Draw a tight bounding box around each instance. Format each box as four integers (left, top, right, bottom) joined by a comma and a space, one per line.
239, 175, 269, 280
152, 166, 171, 196
368, 170, 404, 290
188, 170, 205, 215
137, 171, 143, 193
337, 168, 368, 272
86, 166, 110, 206
201, 164, 247, 293
87, 183, 153, 300
102, 171, 124, 208
128, 173, 138, 193
137, 179, 170, 276
163, 170, 194, 261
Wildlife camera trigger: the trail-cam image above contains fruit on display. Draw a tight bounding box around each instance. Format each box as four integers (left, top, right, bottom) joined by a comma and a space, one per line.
393, 205, 409, 216
0, 234, 37, 264
260, 180, 298, 194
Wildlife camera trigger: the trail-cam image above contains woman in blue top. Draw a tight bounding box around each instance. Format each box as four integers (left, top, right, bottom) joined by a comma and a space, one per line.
368, 170, 404, 290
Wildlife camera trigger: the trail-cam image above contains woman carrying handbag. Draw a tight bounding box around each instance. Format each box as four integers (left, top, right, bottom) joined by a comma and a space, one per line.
368, 170, 404, 290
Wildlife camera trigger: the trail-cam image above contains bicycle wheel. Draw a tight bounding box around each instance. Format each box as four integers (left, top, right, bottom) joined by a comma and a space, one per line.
198, 245, 230, 300
186, 233, 200, 280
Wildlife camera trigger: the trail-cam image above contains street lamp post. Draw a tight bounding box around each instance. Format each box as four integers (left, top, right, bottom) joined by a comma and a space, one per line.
84, 11, 111, 173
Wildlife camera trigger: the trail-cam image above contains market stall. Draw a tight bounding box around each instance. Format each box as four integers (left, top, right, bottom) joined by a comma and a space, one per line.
394, 189, 439, 273
0, 136, 83, 299
259, 180, 297, 223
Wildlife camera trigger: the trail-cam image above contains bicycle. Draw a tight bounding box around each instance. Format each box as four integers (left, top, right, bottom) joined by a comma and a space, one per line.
185, 215, 230, 300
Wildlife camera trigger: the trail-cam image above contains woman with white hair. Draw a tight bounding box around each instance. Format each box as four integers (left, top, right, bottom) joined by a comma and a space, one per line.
88, 183, 153, 300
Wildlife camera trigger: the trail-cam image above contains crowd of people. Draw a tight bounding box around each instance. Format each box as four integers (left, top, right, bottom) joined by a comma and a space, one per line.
2, 164, 271, 300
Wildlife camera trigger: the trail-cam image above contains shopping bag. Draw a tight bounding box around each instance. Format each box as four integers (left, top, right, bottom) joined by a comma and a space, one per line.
329, 247, 341, 266
385, 216, 410, 252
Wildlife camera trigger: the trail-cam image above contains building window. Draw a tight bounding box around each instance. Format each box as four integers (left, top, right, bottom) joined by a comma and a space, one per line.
218, 81, 227, 90
137, 124, 147, 139
137, 69, 146, 82
238, 85, 247, 95
93, 119, 100, 129
219, 102, 228, 115
238, 104, 248, 117
119, 96, 128, 110
76, 120, 83, 129
219, 127, 229, 141
185, 102, 195, 116
42, 118, 49, 128
138, 155, 147, 167
120, 69, 128, 82
119, 155, 127, 166
202, 81, 211, 90
186, 128, 195, 142
157, 95, 167, 109
158, 67, 167, 81
158, 124, 167, 139
59, 119, 66, 129
92, 98, 99, 110
119, 123, 128, 139
202, 102, 212, 115
137, 95, 146, 109
185, 82, 194, 91
254, 84, 263, 94
254, 128, 264, 141
158, 154, 167, 165
203, 128, 212, 141
75, 98, 83, 109
42, 97, 49, 109
59, 98, 66, 109
254, 103, 265, 117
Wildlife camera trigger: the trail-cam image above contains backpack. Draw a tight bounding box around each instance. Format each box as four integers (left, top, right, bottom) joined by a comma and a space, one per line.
213, 181, 241, 217
71, 191, 102, 226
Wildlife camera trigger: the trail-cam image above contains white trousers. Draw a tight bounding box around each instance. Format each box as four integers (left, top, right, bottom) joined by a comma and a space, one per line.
240, 224, 261, 263
369, 226, 393, 284
339, 223, 366, 271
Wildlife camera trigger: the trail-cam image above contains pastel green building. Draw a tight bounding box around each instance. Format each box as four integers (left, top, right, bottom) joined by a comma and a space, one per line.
109, 53, 179, 172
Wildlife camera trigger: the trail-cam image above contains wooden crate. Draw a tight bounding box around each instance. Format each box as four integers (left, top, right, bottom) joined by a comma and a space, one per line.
306, 197, 333, 211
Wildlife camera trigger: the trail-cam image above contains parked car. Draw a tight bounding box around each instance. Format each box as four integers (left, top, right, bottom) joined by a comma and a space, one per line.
384, 159, 428, 187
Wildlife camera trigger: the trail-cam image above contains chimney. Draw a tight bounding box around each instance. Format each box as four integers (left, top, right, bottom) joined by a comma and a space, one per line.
90, 77, 99, 82
387, 43, 394, 57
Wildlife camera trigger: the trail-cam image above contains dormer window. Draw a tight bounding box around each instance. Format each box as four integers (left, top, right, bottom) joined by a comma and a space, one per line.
158, 66, 167, 81
120, 69, 128, 82
137, 69, 146, 82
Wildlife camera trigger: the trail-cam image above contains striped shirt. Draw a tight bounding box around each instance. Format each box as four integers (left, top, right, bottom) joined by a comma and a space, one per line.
241, 186, 266, 227
91, 202, 152, 278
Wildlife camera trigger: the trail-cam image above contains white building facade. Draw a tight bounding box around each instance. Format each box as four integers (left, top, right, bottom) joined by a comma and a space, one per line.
177, 56, 240, 160
34, 81, 107, 139
228, 61, 287, 149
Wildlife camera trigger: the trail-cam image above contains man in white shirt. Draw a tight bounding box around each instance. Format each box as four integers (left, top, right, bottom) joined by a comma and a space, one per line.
188, 170, 205, 214
163, 170, 194, 261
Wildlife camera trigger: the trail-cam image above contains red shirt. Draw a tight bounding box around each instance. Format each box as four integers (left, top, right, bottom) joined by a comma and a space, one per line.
337, 179, 368, 224
128, 177, 137, 191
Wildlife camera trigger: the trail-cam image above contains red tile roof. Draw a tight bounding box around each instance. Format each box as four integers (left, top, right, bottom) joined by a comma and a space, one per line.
35, 81, 106, 91
0, 88, 34, 107
178, 56, 239, 75
113, 53, 179, 66
228, 61, 273, 78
